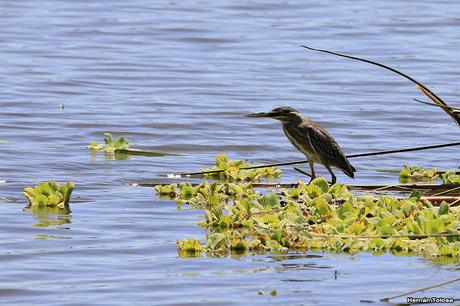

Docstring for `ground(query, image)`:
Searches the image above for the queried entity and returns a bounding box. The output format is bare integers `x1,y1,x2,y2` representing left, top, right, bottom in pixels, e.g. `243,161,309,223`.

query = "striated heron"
247,107,356,184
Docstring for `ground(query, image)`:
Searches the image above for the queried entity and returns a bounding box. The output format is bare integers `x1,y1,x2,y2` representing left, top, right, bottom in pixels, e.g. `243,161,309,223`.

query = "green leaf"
218,215,232,229
304,184,323,198
441,170,460,184
329,184,350,199
23,181,74,210
424,219,445,234
439,202,449,216
177,238,203,252
311,177,329,193
258,193,279,207
400,164,438,182
261,214,280,227
154,184,177,196
368,238,385,250
206,233,227,250
438,245,458,257
230,237,247,251
377,224,394,235
337,201,355,220
409,190,421,201
312,197,334,218
104,133,113,144
215,153,229,169
346,222,366,235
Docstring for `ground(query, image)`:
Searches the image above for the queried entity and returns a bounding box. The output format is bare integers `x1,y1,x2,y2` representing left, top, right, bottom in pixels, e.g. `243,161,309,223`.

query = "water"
1,0,459,305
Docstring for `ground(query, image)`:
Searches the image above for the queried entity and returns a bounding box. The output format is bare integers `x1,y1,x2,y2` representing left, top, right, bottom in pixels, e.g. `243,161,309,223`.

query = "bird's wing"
302,45,460,127
306,125,352,171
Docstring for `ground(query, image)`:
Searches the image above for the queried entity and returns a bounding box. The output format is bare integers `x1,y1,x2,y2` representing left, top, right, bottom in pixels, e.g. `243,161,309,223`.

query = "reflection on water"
25,207,72,227
276,262,332,271
90,151,131,161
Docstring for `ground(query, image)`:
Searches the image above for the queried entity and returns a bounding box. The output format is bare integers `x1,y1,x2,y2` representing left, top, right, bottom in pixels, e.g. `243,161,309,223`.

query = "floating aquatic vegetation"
23,181,74,213
156,177,460,261
88,133,130,153
88,133,180,157
399,164,438,183
441,170,460,184
177,238,203,258
201,154,281,182
154,181,258,209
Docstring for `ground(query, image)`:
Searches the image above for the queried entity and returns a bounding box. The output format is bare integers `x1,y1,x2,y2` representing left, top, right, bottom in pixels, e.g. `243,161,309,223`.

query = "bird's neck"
282,115,304,126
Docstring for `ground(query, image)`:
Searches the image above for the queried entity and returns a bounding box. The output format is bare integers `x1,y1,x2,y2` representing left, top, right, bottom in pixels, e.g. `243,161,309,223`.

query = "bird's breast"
282,124,321,162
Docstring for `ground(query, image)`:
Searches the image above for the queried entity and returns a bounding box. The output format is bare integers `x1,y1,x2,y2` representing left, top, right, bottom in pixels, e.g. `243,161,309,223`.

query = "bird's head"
246,106,301,123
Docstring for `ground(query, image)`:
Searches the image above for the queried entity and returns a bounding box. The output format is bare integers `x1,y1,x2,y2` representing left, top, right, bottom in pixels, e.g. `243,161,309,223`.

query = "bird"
247,106,356,184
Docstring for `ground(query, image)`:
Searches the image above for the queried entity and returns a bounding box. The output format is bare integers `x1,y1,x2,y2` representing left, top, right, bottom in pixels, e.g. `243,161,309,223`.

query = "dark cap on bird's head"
246,107,301,122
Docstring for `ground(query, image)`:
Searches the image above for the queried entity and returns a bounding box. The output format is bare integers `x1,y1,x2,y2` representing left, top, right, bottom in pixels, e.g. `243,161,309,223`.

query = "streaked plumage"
247,106,356,183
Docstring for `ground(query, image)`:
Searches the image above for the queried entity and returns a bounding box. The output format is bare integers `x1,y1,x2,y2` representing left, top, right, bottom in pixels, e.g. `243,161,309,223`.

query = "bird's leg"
308,160,316,183
324,163,336,184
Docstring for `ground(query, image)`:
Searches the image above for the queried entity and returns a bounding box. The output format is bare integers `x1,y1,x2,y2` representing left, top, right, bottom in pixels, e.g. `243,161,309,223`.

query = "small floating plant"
23,181,75,213
399,164,438,183
88,133,180,157
156,157,460,261
442,170,460,184
398,165,460,185
200,153,281,182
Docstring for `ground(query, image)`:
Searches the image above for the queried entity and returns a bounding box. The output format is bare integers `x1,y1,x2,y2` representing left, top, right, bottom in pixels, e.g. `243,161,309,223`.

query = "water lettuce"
23,181,74,209
88,133,180,157
161,178,460,261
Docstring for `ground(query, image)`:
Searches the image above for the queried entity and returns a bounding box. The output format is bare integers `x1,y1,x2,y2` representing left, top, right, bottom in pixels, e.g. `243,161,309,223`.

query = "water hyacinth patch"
154,181,259,209
399,164,438,183
23,181,75,212
201,154,281,182
177,238,203,257
160,178,460,261
88,133,130,153
441,170,460,184
88,133,180,157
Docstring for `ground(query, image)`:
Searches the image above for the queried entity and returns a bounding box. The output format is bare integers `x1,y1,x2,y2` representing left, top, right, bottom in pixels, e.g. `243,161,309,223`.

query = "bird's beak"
246,111,271,118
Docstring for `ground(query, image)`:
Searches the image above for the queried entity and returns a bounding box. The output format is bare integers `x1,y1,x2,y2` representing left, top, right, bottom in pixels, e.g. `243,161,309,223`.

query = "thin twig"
376,168,460,174
380,276,460,302
138,182,460,191
450,198,460,206
301,45,460,127
413,98,460,111
422,196,460,204
293,167,311,177
309,233,460,239
431,185,460,197
172,141,460,177
369,184,399,192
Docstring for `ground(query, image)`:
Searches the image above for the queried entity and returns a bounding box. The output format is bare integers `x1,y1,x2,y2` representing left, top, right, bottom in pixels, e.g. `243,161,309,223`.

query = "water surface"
1,0,459,305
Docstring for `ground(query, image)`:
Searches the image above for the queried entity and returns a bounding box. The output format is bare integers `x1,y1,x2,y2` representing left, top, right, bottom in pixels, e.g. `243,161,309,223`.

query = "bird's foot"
330,175,337,185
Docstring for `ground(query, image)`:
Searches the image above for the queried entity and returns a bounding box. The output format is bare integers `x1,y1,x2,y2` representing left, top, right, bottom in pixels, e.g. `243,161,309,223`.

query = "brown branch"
309,233,460,239
301,45,460,127
380,276,460,302
172,141,460,177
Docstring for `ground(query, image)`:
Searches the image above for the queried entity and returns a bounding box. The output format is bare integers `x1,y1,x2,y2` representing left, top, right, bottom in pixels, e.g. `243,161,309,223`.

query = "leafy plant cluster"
87,133,130,153
441,170,460,184
156,178,460,260
23,181,75,212
399,164,438,182
88,133,180,157
201,154,281,182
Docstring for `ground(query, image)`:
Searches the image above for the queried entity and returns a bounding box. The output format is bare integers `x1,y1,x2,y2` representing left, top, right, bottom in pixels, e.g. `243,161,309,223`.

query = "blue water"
0,0,459,305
